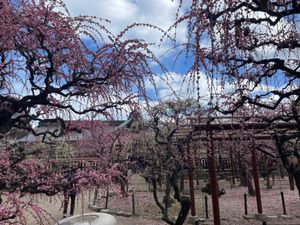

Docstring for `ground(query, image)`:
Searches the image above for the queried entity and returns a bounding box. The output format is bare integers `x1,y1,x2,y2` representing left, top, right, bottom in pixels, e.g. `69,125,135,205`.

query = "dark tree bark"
238,159,247,187
275,133,300,195
246,174,256,196
180,174,185,192
293,170,300,195
169,173,191,225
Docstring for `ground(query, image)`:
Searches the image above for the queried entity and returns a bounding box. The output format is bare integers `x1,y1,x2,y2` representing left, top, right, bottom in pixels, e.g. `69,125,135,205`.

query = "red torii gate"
178,120,298,225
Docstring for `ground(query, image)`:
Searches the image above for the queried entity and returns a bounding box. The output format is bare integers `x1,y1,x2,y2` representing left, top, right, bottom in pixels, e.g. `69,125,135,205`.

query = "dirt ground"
23,192,165,225
15,176,300,225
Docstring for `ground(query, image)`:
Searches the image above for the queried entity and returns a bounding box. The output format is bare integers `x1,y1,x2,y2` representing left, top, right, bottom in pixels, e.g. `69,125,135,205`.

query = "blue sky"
61,0,207,101
60,0,300,116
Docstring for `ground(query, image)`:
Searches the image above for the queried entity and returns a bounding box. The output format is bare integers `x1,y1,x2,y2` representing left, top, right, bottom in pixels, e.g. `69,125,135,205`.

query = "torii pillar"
206,128,221,225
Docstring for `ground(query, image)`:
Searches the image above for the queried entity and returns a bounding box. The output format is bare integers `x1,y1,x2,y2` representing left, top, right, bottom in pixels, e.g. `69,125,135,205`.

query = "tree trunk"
170,173,191,225
279,163,285,178
238,163,247,186
292,170,300,196
266,174,272,189
151,178,174,225
174,196,191,225
247,174,256,196
275,134,300,195
180,175,184,192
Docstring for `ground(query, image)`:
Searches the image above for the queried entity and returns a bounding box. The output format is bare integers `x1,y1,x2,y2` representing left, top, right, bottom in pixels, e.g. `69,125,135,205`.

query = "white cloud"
62,0,187,56
145,69,290,107
63,0,138,29
145,71,233,103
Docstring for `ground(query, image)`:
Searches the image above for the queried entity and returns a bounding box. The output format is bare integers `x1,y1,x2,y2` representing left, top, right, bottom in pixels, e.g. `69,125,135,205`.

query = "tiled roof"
17,119,130,143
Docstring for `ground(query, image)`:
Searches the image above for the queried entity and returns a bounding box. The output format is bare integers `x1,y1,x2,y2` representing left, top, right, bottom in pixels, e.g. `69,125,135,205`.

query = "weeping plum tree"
172,0,300,110
0,120,137,224
170,0,300,193
130,98,199,225
0,140,126,224
76,119,134,195
0,0,159,223
0,0,157,135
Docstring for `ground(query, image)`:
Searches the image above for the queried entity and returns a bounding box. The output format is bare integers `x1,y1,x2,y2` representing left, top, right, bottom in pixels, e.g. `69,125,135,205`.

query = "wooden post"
187,143,196,216
104,188,109,209
93,188,99,205
205,195,209,219
244,193,248,215
188,169,196,216
281,191,287,215
207,128,221,225
132,187,136,215
229,149,236,186
251,144,263,214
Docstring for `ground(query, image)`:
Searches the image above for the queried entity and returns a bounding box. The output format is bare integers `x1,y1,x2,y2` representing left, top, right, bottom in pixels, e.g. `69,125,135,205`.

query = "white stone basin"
56,213,117,225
